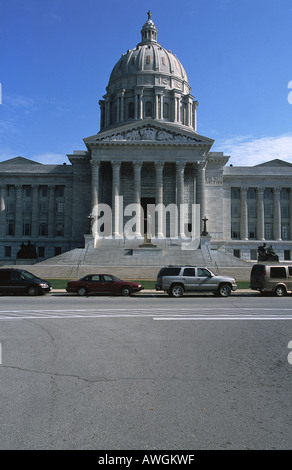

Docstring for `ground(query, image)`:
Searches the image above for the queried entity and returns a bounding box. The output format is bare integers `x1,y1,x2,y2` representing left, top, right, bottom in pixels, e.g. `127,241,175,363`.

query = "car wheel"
275,285,286,297
218,284,231,297
27,286,39,296
77,287,88,296
121,286,132,296
169,285,184,297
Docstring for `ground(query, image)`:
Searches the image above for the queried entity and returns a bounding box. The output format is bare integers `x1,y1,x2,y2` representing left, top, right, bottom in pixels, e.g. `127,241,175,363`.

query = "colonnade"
91,159,206,238
238,186,291,241
100,89,198,131
0,184,70,239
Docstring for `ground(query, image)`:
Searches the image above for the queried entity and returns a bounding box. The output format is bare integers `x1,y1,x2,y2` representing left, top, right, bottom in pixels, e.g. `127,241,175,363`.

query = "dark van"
0,269,52,296
250,264,292,296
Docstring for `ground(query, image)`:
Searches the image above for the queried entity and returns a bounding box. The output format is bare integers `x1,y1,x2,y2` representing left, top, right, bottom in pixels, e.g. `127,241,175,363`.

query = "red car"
66,274,143,297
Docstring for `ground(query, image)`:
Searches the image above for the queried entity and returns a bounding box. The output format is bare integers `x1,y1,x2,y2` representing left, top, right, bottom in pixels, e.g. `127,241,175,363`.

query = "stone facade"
1,13,292,264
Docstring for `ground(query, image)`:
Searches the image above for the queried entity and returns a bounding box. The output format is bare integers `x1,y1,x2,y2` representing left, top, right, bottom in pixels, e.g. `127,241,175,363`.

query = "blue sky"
1,0,292,166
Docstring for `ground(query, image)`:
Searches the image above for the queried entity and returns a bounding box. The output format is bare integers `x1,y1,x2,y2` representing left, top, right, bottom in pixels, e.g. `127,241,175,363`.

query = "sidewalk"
51,288,257,295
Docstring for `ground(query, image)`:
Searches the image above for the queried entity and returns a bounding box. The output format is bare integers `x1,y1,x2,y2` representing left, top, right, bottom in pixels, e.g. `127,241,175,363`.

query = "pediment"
0,156,41,165
84,120,214,147
254,158,292,168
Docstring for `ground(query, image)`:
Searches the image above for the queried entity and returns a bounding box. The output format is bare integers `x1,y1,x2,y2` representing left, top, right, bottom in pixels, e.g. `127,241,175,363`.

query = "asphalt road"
0,290,292,451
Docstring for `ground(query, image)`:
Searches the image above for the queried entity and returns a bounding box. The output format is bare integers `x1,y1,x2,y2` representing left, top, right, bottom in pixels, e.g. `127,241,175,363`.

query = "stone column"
240,187,248,240
64,185,72,238
31,185,39,238
91,160,100,221
273,187,282,240
15,185,23,238
133,160,142,237
176,161,186,237
290,189,292,240
196,161,206,234
139,90,144,119
155,161,164,237
0,185,6,238
111,161,121,237
193,101,199,132
160,94,164,120
48,185,55,238
155,94,159,120
256,187,265,240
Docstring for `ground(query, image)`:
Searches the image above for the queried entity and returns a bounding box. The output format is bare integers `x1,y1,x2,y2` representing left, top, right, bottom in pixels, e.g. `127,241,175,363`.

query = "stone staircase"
14,236,252,280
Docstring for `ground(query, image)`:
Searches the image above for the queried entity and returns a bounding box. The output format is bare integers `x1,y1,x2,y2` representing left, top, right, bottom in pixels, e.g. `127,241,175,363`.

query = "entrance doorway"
141,197,155,236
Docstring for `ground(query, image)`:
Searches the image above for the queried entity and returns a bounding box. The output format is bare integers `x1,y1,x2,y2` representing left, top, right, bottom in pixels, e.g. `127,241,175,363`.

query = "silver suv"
155,266,237,297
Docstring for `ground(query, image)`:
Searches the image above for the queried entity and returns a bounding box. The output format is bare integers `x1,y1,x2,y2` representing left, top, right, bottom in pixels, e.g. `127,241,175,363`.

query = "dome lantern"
139,10,158,44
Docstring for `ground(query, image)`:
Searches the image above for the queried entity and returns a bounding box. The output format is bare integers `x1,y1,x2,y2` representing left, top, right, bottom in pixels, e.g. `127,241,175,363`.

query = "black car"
0,268,52,296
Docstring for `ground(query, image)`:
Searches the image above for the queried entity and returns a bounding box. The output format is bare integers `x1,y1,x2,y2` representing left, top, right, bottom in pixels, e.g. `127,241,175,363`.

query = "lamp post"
201,215,208,236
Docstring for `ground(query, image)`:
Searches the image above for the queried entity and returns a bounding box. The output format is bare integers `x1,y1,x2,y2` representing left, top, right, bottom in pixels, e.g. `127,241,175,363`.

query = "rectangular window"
40,201,48,213
284,250,291,261
7,220,15,236
282,224,290,241
38,246,45,258
231,221,240,239
4,246,11,257
57,202,64,213
231,188,240,217
233,249,240,258
23,222,31,237
250,249,257,260
264,189,273,218
265,222,273,240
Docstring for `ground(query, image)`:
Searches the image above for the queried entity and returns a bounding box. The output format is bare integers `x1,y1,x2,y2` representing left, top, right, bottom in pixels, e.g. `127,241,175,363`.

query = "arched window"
145,101,152,117
56,224,64,237
39,223,48,237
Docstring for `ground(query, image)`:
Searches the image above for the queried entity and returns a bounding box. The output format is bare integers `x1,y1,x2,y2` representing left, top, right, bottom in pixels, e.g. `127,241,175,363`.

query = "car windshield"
111,275,121,282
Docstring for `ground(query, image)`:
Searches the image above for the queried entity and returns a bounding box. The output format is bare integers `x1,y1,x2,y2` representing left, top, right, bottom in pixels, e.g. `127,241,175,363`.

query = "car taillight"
263,270,266,276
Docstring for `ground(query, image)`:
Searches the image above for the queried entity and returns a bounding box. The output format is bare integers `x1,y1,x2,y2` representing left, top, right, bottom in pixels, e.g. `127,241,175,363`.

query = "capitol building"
1,13,292,269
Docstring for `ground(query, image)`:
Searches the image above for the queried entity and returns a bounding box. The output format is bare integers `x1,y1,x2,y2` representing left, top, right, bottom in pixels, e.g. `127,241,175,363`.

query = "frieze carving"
205,176,223,185
99,126,202,143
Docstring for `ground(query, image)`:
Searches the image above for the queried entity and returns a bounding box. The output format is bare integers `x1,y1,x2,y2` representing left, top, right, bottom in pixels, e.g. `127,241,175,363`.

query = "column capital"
196,160,207,170
257,186,265,193
133,160,143,169
111,160,121,169
274,187,282,193
154,160,164,169
91,160,100,168
176,160,186,169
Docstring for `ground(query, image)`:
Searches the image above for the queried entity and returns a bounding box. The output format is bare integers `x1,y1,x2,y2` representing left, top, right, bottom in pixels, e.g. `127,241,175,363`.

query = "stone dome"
99,12,198,132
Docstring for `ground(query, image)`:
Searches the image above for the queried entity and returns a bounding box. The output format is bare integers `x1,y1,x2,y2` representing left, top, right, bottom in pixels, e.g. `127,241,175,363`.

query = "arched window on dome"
145,101,153,117
128,102,134,119
163,102,169,119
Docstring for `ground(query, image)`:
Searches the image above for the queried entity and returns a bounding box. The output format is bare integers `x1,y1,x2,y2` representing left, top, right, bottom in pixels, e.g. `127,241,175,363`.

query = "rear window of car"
160,267,181,276
251,265,265,276
270,267,287,278
288,267,292,276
